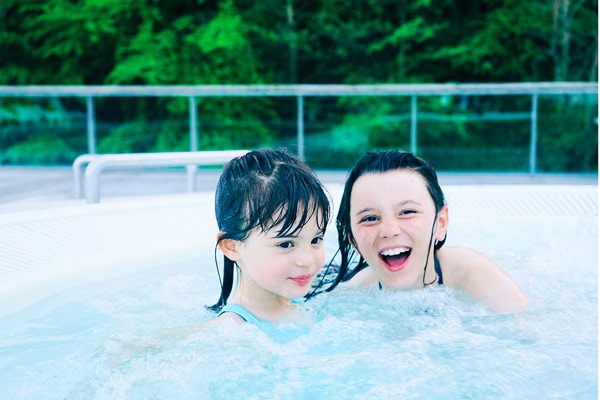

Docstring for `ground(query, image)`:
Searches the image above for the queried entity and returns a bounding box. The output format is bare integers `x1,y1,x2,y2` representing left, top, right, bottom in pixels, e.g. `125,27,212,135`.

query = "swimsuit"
434,254,444,285
217,303,273,332
217,302,312,341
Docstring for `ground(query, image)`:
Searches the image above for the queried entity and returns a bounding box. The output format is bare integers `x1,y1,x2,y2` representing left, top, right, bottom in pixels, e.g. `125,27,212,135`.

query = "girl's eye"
360,215,379,223
277,241,294,249
311,236,324,245
400,210,417,216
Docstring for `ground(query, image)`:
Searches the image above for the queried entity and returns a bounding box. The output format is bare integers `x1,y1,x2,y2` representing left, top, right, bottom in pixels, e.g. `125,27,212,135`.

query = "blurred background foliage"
0,0,597,171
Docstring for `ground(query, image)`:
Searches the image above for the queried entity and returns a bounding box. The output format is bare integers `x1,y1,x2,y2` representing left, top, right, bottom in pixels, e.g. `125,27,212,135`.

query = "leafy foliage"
0,0,597,170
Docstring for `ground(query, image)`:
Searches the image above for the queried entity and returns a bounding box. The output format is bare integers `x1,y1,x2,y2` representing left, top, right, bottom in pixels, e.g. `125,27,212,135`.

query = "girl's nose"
379,219,401,238
296,246,320,267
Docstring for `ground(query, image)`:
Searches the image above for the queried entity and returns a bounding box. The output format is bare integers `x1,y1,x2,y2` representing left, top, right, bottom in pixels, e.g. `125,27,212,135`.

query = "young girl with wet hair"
207,148,331,331
319,150,528,314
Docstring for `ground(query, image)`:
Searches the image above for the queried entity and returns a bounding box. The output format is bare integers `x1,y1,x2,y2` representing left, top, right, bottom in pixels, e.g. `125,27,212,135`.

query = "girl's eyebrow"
355,207,375,217
354,200,422,217
270,227,326,239
270,233,297,239
269,230,301,239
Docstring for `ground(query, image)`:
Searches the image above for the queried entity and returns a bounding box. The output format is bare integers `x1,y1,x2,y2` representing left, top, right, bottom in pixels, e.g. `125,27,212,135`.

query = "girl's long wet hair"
207,148,331,312
316,150,446,295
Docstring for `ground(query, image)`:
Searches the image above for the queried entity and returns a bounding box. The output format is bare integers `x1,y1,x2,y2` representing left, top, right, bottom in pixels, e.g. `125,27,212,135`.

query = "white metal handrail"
0,83,597,97
73,153,99,198
2,83,597,173
80,150,248,203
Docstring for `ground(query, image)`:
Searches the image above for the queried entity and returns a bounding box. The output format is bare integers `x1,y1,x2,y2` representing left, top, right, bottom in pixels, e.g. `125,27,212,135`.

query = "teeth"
380,247,409,256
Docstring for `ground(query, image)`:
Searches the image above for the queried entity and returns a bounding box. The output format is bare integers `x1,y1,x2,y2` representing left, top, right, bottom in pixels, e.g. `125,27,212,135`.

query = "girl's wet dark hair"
207,148,331,312
321,150,446,294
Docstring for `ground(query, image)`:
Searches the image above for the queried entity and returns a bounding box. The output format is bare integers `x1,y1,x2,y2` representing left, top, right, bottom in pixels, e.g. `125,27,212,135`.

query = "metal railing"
1,83,597,174
75,150,248,203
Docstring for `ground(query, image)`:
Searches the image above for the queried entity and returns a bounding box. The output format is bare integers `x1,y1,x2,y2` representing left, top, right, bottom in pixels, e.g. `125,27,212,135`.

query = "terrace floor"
0,165,596,214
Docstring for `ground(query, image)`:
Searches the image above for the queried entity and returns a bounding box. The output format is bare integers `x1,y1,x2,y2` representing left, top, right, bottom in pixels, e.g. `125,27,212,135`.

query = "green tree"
0,0,596,169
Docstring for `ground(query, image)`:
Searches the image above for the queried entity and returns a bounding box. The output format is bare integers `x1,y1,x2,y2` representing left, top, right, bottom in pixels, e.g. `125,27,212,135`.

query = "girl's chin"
377,271,419,290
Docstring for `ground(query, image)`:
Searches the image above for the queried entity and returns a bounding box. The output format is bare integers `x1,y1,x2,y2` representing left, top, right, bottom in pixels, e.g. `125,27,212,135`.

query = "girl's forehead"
350,169,433,208
353,169,428,192
253,213,323,239
258,202,325,235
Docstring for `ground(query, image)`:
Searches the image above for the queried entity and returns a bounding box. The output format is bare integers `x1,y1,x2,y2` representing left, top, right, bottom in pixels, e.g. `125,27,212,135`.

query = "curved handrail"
72,154,99,198
81,150,248,203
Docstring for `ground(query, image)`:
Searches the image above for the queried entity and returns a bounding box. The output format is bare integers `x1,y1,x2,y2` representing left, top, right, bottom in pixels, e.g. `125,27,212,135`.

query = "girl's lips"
289,274,313,286
379,247,411,272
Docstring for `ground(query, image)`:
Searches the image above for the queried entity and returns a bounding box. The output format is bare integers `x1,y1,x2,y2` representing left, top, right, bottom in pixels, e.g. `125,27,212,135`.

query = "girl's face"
224,209,326,303
349,169,447,290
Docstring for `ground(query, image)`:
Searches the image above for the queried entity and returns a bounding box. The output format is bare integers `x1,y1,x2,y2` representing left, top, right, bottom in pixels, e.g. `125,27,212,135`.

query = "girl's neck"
230,290,297,322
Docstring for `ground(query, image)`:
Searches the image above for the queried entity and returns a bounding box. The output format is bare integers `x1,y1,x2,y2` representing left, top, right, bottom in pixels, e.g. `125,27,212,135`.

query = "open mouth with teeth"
379,247,411,272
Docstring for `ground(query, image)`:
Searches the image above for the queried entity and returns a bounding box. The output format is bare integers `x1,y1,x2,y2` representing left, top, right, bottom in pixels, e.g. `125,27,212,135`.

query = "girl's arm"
440,246,529,314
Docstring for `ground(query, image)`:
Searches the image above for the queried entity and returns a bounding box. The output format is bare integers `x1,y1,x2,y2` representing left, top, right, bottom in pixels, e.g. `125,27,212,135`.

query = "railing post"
188,96,199,189
189,96,198,151
297,95,304,158
410,95,418,155
529,93,538,175
86,96,96,154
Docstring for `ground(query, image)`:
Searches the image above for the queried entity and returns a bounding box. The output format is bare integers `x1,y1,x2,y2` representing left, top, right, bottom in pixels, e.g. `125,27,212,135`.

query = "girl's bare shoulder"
437,246,501,284
438,246,529,313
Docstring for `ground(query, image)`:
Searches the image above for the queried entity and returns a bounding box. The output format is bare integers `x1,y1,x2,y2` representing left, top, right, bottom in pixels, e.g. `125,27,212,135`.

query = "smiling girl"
322,150,528,314
207,148,331,331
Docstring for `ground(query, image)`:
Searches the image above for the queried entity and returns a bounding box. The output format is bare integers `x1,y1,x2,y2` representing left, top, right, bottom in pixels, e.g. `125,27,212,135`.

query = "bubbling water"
0,213,596,400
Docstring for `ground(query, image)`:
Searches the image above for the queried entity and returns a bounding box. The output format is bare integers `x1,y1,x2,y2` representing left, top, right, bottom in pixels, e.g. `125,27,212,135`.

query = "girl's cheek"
317,252,325,265
402,219,425,233
354,226,375,242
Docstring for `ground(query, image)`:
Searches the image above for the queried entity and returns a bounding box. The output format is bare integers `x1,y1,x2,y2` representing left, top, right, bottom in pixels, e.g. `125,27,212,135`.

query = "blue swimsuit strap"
434,253,443,285
217,303,269,329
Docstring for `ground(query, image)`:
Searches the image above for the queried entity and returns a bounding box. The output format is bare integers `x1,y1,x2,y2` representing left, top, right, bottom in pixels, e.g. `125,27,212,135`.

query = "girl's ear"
217,232,241,262
435,205,449,242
